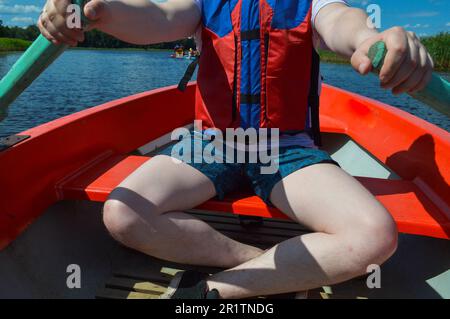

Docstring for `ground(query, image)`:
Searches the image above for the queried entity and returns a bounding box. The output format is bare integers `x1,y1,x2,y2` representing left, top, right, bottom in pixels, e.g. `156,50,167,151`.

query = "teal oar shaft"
0,36,67,108
368,41,450,116
0,0,88,120
410,74,450,116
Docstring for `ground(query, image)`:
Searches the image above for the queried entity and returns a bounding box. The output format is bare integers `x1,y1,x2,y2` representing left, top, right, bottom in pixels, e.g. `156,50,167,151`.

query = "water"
0,49,449,138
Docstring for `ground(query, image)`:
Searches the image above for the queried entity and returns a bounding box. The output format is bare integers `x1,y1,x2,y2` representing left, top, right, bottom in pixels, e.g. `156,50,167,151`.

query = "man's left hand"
351,27,434,95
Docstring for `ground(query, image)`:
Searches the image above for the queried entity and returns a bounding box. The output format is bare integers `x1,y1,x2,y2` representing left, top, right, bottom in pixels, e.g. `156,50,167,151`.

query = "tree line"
1,20,447,71
0,20,196,50
0,21,40,42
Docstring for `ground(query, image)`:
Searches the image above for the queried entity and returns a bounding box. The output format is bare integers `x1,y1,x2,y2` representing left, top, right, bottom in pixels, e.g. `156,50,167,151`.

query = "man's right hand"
38,0,110,46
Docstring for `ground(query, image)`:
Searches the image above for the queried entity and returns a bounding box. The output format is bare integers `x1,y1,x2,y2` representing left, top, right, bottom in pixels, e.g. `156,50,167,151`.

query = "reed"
0,37,31,52
421,32,449,72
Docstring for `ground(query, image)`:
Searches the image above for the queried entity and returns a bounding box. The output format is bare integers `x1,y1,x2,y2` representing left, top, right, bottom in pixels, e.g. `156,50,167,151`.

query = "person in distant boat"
39,0,434,299
173,44,184,58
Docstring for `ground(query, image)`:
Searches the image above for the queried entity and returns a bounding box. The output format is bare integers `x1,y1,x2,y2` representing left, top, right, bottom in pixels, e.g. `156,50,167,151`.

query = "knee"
345,208,398,274
363,212,398,262
103,199,141,244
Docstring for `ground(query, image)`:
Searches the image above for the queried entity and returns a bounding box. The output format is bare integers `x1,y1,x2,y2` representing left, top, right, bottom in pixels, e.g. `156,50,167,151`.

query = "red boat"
0,83,449,298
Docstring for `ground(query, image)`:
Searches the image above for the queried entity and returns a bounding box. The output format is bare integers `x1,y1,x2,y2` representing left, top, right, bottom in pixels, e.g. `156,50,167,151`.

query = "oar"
0,0,89,122
368,41,450,116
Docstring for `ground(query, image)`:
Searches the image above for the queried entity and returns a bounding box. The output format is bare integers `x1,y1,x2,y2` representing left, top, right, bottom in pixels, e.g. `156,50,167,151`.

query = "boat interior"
0,84,449,298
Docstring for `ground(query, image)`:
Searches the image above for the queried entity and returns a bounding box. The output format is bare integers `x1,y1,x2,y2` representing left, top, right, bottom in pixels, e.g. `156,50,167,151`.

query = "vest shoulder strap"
178,57,199,92
308,49,322,146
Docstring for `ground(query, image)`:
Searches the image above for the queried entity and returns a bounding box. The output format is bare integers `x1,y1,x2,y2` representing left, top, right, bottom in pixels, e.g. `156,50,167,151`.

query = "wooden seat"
57,155,450,240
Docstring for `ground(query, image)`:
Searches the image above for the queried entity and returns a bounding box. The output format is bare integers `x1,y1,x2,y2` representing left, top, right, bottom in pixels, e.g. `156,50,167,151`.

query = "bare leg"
103,155,263,268
207,164,398,298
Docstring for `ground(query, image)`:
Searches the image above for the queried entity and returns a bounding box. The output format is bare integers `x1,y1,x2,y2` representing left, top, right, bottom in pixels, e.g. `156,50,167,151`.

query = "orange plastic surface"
59,155,450,240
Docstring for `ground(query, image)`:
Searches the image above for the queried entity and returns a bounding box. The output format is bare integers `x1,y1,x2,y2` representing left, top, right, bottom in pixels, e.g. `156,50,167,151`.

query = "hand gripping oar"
368,41,450,117
0,0,89,121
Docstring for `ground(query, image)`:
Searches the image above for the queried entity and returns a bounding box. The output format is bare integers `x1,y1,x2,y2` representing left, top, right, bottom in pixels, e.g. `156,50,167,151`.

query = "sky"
0,0,449,37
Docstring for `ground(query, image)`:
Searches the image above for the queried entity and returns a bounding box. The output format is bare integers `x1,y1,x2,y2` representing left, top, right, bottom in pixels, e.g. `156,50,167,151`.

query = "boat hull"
0,83,449,250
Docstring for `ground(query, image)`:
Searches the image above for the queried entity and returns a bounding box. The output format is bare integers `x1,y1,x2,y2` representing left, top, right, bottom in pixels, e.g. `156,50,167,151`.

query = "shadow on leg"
102,155,263,268
207,164,398,298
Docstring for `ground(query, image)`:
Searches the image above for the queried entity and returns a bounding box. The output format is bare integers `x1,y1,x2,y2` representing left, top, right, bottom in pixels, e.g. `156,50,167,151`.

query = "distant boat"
169,54,185,59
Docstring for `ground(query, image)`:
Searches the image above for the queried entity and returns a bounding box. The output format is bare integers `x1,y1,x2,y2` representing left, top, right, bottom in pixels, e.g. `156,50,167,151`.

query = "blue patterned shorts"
160,132,338,205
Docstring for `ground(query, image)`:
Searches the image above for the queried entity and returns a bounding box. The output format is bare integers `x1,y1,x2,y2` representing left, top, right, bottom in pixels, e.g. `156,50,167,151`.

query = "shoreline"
1,43,449,73
0,38,31,53
70,47,172,52
0,46,171,53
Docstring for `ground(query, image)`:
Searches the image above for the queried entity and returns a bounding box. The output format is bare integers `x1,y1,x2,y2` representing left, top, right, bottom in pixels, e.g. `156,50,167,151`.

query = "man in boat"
39,0,434,298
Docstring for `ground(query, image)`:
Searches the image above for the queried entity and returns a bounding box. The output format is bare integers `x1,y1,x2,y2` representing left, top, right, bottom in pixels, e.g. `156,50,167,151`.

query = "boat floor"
0,200,449,299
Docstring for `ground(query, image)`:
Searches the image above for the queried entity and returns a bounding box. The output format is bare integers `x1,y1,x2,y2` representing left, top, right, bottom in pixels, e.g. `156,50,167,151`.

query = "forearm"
315,4,378,57
96,0,200,45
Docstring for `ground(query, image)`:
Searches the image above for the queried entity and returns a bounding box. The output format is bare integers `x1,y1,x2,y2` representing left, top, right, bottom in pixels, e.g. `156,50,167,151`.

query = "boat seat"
58,155,450,240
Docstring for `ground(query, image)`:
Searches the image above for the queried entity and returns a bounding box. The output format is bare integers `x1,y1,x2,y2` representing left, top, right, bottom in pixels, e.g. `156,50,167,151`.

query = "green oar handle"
368,41,450,117
0,0,89,121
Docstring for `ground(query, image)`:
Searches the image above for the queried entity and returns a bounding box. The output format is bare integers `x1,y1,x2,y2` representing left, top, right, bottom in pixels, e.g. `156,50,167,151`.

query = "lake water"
0,49,449,138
